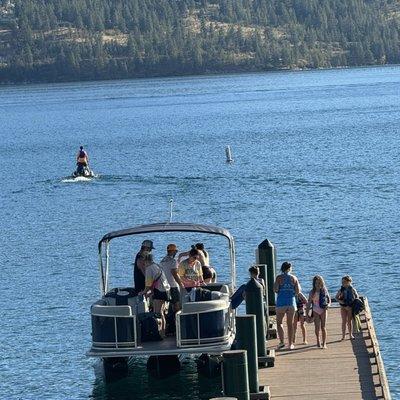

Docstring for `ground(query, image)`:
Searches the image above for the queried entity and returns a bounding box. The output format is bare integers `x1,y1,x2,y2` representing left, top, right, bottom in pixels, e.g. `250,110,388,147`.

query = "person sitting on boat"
133,240,154,292
177,248,205,289
160,243,184,312
76,146,89,174
179,243,216,284
139,253,170,338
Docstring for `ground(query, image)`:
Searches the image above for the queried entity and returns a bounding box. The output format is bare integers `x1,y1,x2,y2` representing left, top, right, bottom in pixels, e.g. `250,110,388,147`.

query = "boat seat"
91,304,133,317
181,299,229,314
97,296,147,313
211,292,229,301
220,285,229,295
104,297,116,306
202,283,231,295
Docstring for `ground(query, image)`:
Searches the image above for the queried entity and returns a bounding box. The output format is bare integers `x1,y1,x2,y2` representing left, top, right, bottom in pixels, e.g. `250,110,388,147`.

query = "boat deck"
261,301,391,399
88,336,233,357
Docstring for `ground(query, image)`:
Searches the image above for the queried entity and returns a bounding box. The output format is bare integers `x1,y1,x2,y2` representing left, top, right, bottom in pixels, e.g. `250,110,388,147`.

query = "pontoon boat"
87,222,237,374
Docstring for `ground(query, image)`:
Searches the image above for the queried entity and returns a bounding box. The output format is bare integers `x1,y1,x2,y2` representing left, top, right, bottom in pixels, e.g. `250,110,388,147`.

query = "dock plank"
259,304,388,400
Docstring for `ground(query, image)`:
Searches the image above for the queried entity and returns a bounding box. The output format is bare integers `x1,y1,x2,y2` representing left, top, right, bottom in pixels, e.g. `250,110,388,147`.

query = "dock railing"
363,297,391,400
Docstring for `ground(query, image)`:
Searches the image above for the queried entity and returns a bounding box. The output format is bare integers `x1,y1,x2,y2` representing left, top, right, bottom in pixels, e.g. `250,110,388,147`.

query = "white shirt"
145,263,170,292
160,255,179,288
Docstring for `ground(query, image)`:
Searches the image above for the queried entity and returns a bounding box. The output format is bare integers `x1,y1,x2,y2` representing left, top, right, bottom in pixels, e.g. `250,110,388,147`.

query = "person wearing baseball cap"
141,239,155,250
160,243,184,314
133,239,155,292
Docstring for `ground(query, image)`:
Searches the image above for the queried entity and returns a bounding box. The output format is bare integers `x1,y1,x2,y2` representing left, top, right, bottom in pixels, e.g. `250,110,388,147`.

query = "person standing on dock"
274,262,301,350
293,292,308,345
306,275,331,349
335,275,359,340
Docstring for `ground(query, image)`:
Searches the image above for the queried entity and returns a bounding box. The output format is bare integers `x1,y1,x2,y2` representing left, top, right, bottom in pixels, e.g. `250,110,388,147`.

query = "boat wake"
62,175,98,183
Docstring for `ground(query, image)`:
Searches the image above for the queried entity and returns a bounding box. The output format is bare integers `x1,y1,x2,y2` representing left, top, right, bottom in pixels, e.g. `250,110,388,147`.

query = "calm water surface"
1,66,400,399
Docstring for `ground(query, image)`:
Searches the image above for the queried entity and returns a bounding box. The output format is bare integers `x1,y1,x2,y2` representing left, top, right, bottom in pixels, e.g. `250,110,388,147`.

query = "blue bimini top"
276,273,297,308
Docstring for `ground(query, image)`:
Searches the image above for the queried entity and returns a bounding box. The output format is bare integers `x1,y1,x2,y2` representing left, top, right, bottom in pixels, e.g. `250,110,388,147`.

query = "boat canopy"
98,222,234,250
97,222,236,295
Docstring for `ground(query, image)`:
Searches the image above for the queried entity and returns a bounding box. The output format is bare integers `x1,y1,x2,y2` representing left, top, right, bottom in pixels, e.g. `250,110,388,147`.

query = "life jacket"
319,288,330,309
341,286,356,306
77,150,87,164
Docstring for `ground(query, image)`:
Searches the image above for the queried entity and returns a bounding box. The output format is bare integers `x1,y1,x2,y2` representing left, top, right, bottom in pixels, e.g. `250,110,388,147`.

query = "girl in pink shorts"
306,275,331,348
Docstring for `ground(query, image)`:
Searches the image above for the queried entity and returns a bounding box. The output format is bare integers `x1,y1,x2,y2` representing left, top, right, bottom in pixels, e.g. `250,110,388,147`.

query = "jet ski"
73,164,94,178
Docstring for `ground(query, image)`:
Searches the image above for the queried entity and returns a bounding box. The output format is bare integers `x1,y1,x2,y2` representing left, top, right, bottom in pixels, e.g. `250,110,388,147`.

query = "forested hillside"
0,0,399,83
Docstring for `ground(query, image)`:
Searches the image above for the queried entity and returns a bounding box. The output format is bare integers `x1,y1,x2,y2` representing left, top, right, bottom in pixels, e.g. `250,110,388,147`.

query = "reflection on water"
91,357,222,400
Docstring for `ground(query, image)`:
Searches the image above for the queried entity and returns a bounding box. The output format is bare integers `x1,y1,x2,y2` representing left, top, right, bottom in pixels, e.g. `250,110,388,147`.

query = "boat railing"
91,304,138,350
176,303,233,348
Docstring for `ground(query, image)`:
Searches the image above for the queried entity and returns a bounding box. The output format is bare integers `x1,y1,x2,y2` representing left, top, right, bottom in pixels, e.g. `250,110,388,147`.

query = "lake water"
1,66,399,399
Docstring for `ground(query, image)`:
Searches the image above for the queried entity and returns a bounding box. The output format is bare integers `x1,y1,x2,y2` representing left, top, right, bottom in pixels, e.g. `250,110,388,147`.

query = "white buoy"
225,146,233,163
168,198,173,223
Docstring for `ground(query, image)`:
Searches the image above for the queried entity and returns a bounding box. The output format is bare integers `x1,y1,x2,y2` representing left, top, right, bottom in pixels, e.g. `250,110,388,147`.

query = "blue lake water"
1,66,399,399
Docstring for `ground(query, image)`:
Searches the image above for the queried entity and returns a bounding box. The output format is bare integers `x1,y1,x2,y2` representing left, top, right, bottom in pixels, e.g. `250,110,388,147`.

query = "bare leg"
293,312,299,343
153,300,166,336
276,309,286,346
287,307,296,348
321,310,328,348
300,316,307,343
346,307,354,339
314,313,321,347
340,307,347,340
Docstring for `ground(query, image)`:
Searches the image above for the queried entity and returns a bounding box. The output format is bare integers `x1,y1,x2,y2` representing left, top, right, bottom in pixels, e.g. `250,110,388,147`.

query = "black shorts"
170,287,180,304
153,288,170,301
296,308,304,317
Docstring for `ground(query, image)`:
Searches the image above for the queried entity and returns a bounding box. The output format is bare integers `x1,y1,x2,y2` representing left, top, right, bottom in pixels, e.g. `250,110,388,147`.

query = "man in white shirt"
160,243,184,312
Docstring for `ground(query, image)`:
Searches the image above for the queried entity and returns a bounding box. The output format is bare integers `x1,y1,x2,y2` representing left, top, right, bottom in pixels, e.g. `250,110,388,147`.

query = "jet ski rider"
76,146,89,174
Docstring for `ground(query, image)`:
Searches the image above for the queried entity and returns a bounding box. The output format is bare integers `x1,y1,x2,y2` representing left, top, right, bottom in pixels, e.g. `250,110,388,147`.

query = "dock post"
235,315,259,393
256,239,276,311
245,278,267,358
255,264,269,328
222,350,250,400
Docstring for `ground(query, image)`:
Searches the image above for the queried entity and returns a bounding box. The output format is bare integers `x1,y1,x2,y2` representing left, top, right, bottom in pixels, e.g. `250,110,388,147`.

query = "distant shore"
1,63,398,87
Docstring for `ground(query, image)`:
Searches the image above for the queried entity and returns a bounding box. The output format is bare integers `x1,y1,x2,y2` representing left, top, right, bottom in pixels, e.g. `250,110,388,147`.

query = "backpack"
352,298,365,316
319,289,330,309
138,312,162,342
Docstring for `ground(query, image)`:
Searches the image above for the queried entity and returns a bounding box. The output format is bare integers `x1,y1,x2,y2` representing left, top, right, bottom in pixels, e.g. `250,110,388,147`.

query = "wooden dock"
259,299,391,400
